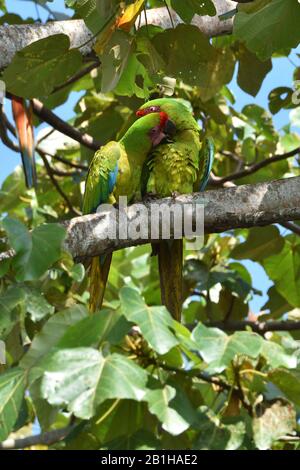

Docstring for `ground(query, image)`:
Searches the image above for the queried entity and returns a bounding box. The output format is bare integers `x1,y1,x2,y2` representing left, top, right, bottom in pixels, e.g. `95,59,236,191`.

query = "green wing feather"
82,141,121,313
82,141,121,214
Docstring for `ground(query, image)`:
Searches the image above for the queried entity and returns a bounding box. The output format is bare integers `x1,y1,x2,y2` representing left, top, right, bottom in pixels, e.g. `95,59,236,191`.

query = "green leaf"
261,341,297,369
41,350,148,419
103,429,160,450
237,46,272,96
0,287,25,338
0,368,26,441
231,226,284,261
170,0,216,23
3,218,66,281
145,384,195,436
253,399,296,449
234,0,300,60
101,30,132,93
261,286,292,319
3,34,82,98
268,369,300,406
263,236,300,307
268,87,294,115
57,309,131,348
20,304,87,372
25,287,55,322
73,0,119,35
152,25,234,100
192,324,262,373
119,287,179,355
194,408,245,450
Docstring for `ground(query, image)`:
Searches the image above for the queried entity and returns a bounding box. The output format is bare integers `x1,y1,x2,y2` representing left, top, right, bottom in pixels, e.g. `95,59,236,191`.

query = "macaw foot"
171,191,181,200
142,192,160,203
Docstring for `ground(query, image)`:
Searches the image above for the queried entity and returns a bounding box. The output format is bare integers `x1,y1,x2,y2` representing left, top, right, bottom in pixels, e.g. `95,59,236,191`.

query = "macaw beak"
136,109,145,117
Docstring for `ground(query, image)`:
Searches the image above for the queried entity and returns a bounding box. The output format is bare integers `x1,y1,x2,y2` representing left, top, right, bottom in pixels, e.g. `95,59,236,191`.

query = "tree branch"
0,1,238,71
31,99,101,151
63,176,300,259
212,147,300,185
38,149,81,216
280,221,300,236
204,320,300,333
0,425,74,450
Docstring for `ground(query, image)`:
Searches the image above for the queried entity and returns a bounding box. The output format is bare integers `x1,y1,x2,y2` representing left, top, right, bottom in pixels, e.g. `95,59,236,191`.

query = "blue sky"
1,0,299,313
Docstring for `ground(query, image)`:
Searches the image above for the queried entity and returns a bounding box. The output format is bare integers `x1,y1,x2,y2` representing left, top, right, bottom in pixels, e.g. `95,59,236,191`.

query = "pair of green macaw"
83,98,214,320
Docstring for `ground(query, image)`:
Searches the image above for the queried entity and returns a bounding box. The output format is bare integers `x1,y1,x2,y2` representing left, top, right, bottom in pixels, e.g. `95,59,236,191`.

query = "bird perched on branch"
136,98,214,321
82,110,174,312
11,96,36,188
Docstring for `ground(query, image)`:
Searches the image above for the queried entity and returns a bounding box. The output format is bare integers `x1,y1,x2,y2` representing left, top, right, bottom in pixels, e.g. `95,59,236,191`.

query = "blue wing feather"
199,138,214,192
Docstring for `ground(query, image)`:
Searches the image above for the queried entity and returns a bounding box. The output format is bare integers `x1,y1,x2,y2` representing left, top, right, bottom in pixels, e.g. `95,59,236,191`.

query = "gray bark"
0,1,237,70
63,176,300,260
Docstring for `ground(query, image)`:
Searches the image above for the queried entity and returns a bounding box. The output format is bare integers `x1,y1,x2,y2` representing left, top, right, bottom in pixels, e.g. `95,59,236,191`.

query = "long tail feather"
155,239,183,321
89,254,112,313
11,96,36,188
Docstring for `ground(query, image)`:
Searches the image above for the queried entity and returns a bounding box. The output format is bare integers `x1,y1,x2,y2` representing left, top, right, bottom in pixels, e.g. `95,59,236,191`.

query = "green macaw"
82,111,172,312
136,98,214,321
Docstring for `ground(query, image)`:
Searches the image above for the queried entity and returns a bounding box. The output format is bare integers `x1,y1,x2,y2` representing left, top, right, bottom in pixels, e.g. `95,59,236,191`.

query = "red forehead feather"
159,111,169,129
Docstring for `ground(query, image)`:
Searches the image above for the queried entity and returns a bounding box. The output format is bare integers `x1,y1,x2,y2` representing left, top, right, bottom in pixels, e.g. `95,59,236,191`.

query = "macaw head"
136,101,177,144
136,98,199,133
147,111,176,146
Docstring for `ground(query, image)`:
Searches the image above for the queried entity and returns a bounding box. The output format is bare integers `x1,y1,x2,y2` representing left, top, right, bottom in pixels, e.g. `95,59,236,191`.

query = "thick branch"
0,1,237,70
63,176,300,259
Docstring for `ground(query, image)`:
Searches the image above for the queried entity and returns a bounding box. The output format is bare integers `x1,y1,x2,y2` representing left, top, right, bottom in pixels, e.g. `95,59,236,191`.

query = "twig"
38,150,81,216
52,59,100,94
0,106,19,152
46,152,88,171
212,147,300,185
204,320,300,333
5,94,101,151
280,221,300,236
0,425,74,450
31,99,101,151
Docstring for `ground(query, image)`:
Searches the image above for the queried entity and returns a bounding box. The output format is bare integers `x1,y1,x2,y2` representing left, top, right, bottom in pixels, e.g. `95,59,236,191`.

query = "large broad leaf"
194,407,245,450
145,383,196,436
3,34,82,98
3,217,66,281
0,287,25,338
57,309,131,348
103,430,160,450
101,30,132,93
231,226,284,261
252,399,296,450
72,0,119,35
119,287,179,355
41,349,148,419
192,324,262,373
263,236,300,307
261,286,292,320
20,304,87,372
269,369,300,407
234,0,300,60
0,368,26,441
170,0,216,23
24,287,55,322
237,45,272,96
261,341,296,369
152,25,234,100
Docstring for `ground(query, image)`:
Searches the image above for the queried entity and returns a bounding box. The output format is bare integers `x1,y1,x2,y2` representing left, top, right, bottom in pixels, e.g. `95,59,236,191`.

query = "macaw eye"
149,106,159,112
